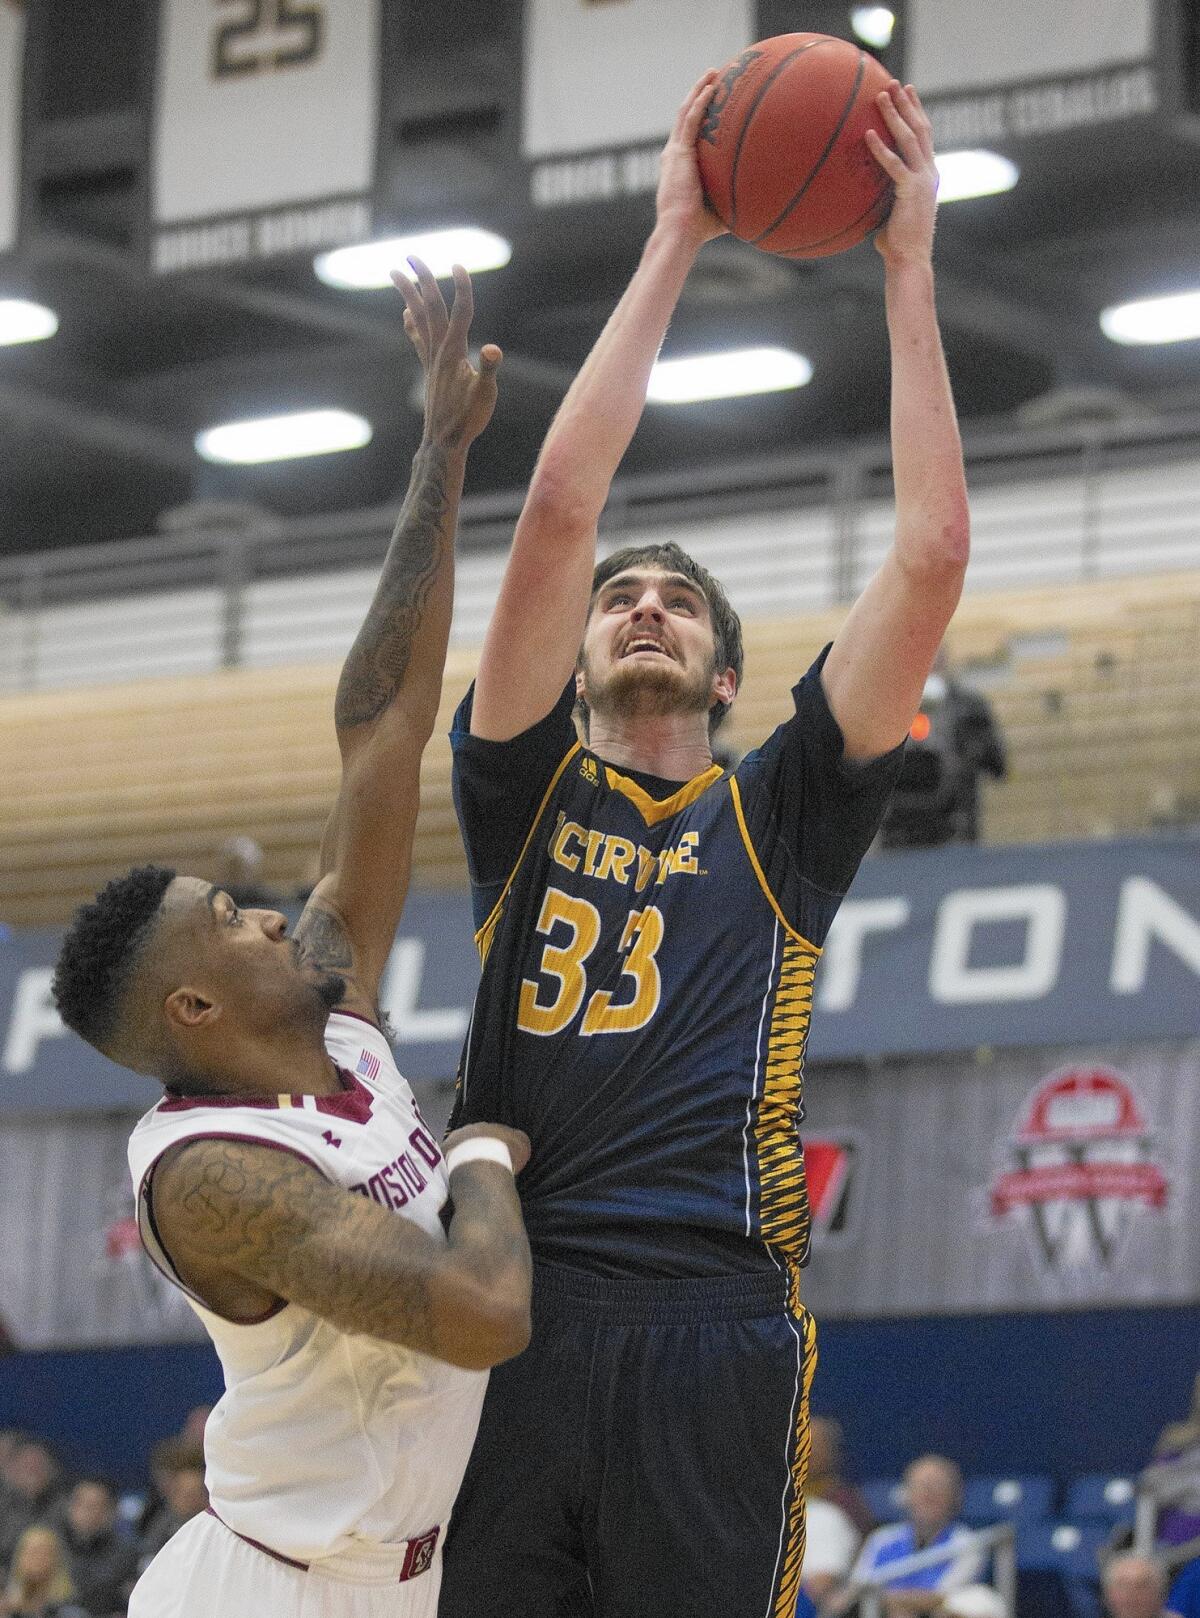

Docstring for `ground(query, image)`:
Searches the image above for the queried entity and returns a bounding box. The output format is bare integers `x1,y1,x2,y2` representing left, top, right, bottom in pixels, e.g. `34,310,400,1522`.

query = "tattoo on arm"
293,903,354,972
335,444,451,730
156,1140,438,1352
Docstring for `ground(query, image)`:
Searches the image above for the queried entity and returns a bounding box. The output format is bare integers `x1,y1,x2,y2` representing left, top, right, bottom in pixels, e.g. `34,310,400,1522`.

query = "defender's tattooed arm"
294,259,502,1019
151,1128,531,1371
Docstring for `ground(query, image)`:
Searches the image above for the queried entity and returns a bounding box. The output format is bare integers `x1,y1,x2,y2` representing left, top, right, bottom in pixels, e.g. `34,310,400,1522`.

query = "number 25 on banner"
211,0,325,80
518,889,665,1038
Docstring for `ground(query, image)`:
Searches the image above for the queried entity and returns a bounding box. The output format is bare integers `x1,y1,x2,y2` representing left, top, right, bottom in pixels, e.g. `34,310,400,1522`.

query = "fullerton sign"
2,839,1198,1112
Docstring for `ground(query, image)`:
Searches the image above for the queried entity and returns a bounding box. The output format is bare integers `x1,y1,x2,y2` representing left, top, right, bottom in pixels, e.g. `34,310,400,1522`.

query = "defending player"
439,75,969,1618
50,262,531,1618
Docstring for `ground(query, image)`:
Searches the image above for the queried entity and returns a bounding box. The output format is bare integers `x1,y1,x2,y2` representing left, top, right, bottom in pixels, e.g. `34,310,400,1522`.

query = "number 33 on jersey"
450,657,904,1279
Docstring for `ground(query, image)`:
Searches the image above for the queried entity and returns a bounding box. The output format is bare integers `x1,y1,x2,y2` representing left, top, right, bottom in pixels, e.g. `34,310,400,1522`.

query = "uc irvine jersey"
126,1011,488,1565
450,647,902,1278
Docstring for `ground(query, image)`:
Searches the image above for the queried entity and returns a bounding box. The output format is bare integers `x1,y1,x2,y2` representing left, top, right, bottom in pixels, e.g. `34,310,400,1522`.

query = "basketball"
697,33,897,258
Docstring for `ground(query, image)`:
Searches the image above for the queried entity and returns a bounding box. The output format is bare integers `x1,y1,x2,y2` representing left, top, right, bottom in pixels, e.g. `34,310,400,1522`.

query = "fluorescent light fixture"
850,6,895,48
314,228,512,290
1100,288,1200,346
196,409,372,465
935,149,1019,202
648,347,812,405
0,298,58,345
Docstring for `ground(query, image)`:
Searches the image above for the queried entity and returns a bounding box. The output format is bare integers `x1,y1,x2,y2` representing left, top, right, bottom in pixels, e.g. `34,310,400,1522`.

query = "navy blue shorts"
439,1263,817,1618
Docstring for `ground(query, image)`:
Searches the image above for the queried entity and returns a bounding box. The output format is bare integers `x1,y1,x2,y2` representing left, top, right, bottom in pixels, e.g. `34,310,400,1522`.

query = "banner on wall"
149,0,381,273
521,0,754,208
905,0,1163,147
0,0,23,256
3,1038,1194,1348
3,837,1200,1114
800,1039,1198,1318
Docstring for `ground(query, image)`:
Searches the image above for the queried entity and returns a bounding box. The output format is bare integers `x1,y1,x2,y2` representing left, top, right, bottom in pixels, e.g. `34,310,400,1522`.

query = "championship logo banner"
149,0,382,274
0,0,24,257
905,0,1162,147
522,0,754,209
987,1064,1170,1273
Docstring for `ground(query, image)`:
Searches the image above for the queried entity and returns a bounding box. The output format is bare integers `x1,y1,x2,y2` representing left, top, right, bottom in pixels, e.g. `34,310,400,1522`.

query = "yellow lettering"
581,906,665,1035
634,846,658,893
582,829,606,877
594,836,637,885
518,888,602,1036
673,832,699,875
551,818,586,873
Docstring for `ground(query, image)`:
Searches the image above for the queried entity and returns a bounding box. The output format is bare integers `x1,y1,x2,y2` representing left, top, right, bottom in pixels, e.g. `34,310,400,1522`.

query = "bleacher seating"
962,1474,1056,1529
1063,1474,1137,1532
1015,1523,1108,1618
2,571,1198,927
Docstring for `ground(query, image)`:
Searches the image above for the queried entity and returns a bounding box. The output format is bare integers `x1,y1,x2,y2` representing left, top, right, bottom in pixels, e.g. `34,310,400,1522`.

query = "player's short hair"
52,865,176,1053
587,542,744,734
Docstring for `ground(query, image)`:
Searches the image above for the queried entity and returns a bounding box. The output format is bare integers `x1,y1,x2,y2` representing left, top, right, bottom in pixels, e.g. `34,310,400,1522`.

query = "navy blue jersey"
449,646,902,1277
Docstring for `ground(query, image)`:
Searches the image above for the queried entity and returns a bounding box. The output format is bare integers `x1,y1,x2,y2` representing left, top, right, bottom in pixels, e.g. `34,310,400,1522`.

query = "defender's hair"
585,541,744,735
52,865,176,1052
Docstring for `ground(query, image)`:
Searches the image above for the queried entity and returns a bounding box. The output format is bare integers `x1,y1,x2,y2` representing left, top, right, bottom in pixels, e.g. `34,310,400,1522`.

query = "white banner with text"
150,0,380,272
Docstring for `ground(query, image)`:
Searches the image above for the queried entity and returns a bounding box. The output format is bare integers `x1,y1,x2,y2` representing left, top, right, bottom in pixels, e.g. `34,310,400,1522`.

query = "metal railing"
1134,1457,1200,1559
1,409,1200,693
850,1523,1017,1618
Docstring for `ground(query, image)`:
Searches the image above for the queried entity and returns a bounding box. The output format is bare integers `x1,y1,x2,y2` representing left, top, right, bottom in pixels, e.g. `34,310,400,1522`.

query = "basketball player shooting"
50,261,532,1618
438,74,969,1618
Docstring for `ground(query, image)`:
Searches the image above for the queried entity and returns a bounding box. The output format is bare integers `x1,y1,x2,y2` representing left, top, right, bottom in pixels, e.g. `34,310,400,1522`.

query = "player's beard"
581,648,714,726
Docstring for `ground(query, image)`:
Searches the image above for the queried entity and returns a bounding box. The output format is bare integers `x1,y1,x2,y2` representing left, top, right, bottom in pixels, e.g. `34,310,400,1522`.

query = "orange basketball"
697,33,896,258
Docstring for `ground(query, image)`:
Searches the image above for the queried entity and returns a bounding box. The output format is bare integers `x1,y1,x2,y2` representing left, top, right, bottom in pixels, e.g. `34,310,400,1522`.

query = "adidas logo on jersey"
579,756,599,785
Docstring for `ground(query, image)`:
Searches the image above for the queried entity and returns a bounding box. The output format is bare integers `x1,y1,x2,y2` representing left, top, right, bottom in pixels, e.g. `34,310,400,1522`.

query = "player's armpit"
151,1138,531,1371
290,889,385,1024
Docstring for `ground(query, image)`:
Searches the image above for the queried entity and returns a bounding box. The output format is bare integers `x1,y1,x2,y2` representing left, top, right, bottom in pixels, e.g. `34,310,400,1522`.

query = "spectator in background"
879,647,1006,850
1102,1554,1173,1618
0,1435,20,1527
135,1444,206,1574
1146,1373,1200,1549
0,1444,66,1573
45,1480,136,1617
0,1526,87,1618
852,1455,984,1615
942,1587,1007,1618
1167,1555,1200,1618
176,1409,210,1452
809,1416,877,1538
801,1495,862,1610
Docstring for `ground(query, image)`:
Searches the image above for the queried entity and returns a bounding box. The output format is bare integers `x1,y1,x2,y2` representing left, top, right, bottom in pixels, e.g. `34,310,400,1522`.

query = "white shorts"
129,1512,442,1618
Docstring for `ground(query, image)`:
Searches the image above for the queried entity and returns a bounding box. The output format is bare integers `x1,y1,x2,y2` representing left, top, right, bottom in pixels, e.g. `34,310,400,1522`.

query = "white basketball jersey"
126,1011,487,1566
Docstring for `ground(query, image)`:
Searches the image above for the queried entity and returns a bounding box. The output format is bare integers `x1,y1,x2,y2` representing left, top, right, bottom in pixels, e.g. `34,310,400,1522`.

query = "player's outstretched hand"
656,70,727,247
445,1122,532,1177
390,256,502,452
865,81,939,268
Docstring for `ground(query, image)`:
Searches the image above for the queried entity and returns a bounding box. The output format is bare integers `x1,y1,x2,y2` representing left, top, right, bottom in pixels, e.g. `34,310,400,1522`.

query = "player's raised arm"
150,1125,532,1372
294,260,502,1012
470,73,726,742
820,82,971,761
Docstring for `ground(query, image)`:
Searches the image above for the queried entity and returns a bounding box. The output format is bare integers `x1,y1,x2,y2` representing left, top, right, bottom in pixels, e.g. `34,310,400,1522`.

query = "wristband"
445,1137,514,1177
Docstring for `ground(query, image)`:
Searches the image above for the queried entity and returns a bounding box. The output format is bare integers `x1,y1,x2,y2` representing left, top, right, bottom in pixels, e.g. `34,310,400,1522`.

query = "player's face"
164,878,345,1036
579,568,723,723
